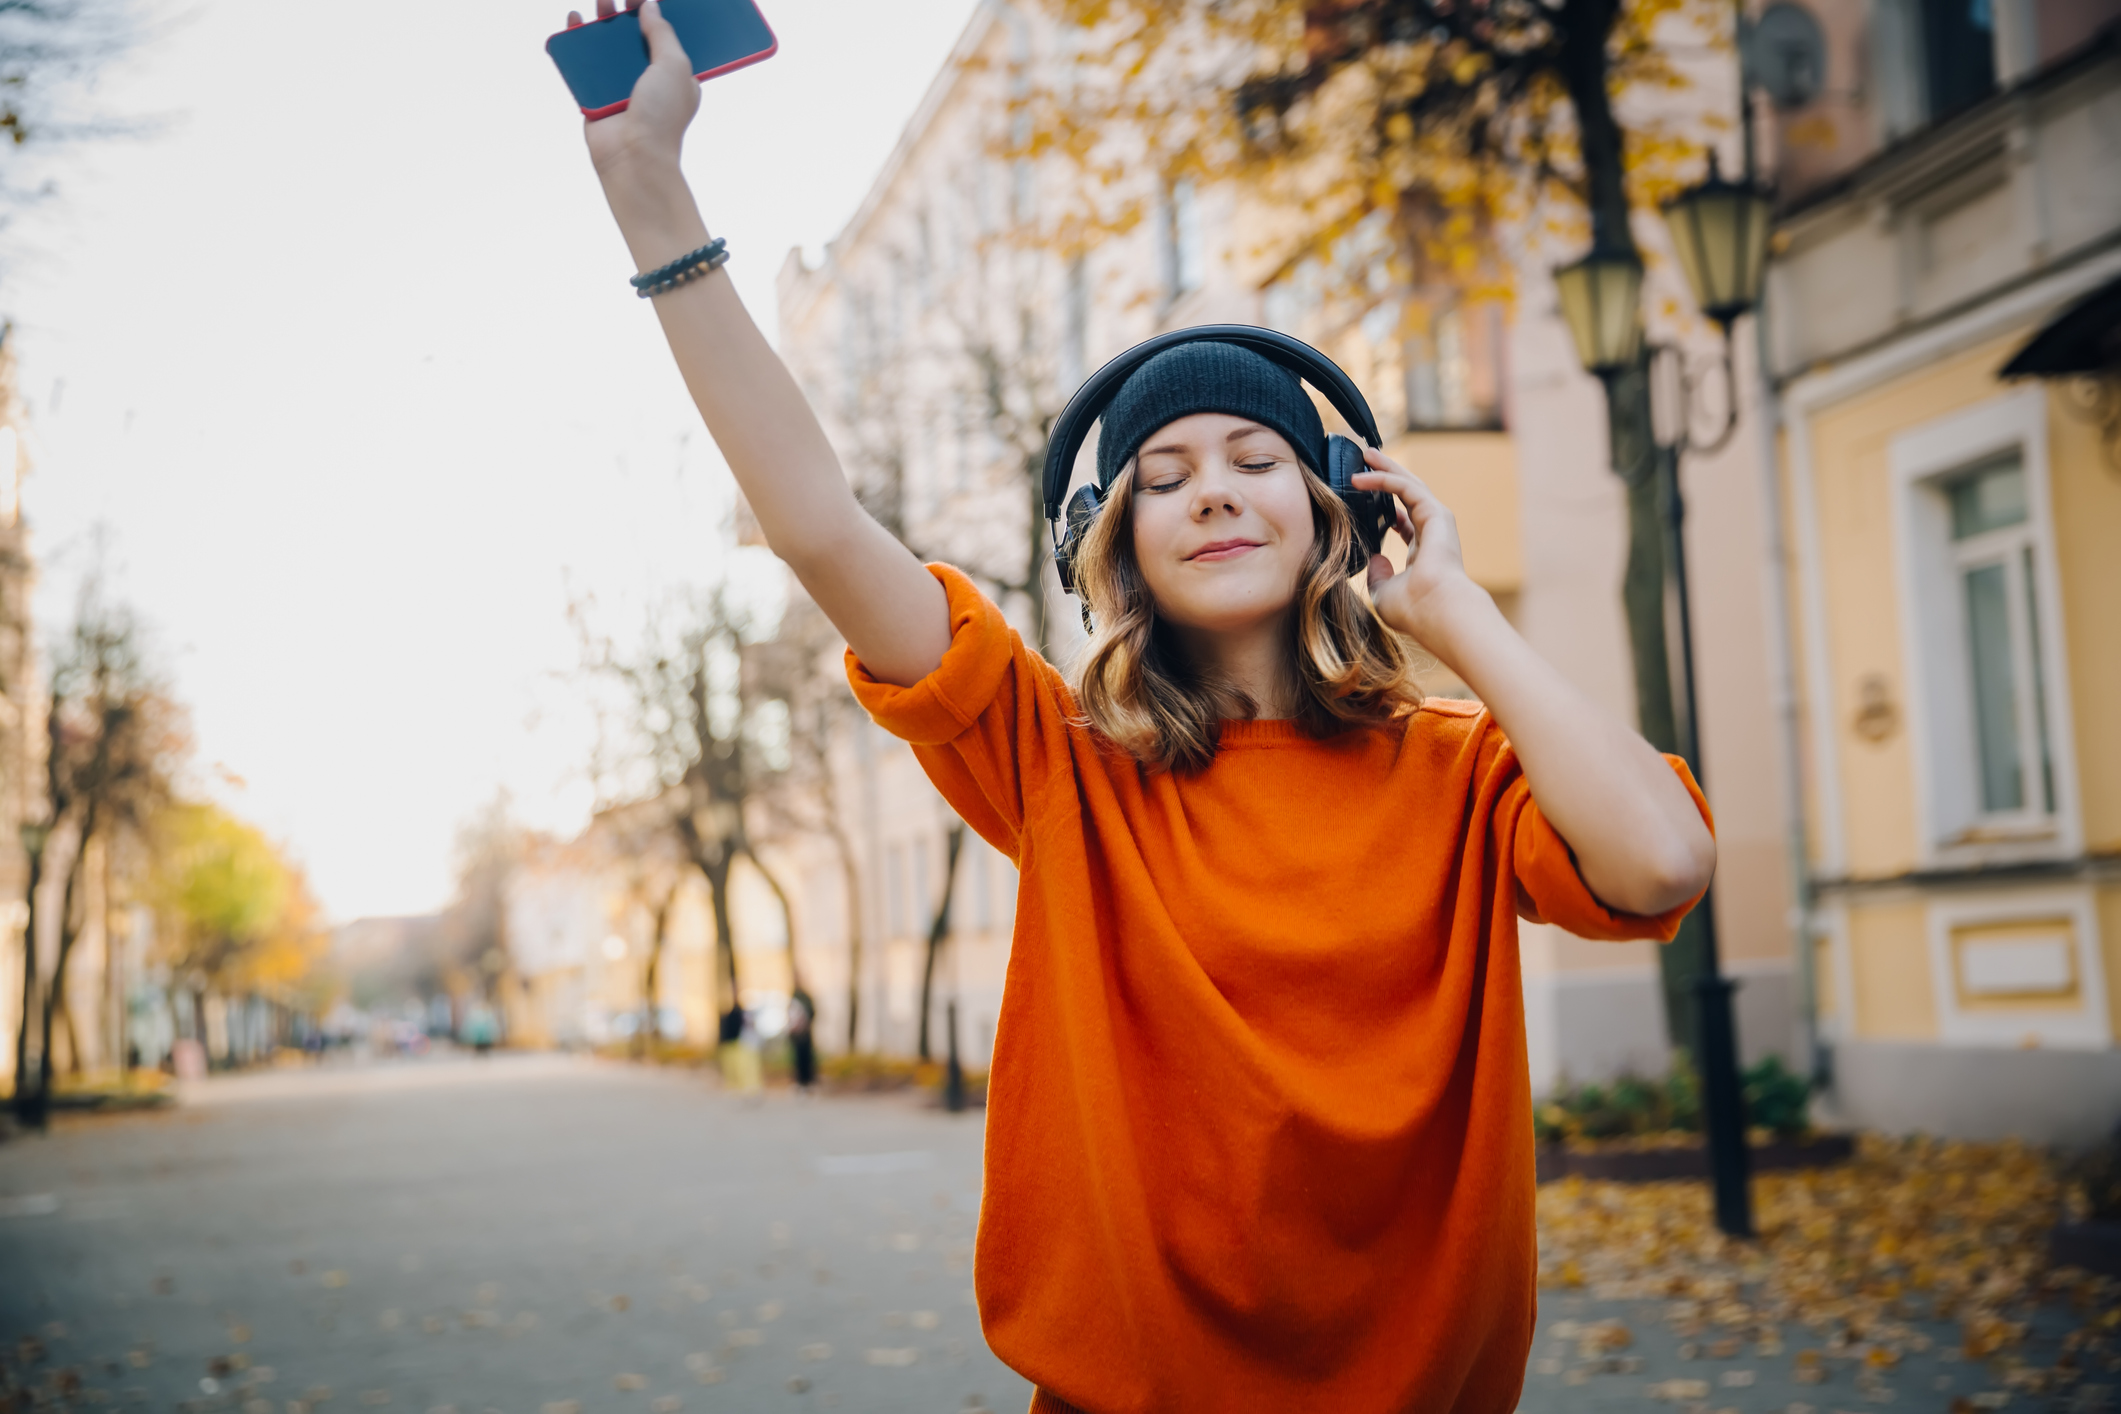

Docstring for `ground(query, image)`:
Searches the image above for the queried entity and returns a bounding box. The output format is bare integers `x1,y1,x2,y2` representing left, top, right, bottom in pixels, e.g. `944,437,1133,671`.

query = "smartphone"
545,0,777,120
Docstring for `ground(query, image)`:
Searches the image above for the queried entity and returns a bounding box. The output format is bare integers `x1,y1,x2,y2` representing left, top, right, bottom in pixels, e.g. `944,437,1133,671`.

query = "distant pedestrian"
787,987,817,1091
717,1003,760,1098
571,25,1716,1407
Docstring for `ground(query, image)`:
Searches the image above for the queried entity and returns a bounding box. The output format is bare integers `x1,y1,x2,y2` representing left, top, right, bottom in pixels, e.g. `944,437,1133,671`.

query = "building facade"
1767,4,2121,1140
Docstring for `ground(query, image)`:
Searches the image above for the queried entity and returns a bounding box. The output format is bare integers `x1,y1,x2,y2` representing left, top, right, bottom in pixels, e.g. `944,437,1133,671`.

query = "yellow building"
1768,11,2121,1139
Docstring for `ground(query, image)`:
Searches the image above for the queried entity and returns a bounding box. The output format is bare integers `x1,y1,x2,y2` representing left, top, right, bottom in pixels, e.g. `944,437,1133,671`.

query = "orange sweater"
848,566,1708,1413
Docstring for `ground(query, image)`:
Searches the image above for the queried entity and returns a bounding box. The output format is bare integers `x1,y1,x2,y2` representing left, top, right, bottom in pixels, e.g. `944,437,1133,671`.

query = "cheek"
1264,482,1318,564
1130,499,1184,587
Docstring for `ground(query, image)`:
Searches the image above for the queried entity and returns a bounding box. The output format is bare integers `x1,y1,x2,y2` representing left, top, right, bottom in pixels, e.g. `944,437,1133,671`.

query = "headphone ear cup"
1325,435,1394,574
1055,482,1104,595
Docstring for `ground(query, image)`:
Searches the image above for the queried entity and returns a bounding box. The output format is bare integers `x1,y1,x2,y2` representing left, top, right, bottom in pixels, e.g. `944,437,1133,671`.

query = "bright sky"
7,0,979,922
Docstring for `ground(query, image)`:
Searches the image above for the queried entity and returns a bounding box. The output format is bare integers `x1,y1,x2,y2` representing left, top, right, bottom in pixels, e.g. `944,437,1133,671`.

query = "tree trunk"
40,811,99,1103
1558,0,1634,253
915,823,966,1063
12,837,47,1124
702,853,738,1020
743,845,803,998
830,825,864,1054
638,880,677,1059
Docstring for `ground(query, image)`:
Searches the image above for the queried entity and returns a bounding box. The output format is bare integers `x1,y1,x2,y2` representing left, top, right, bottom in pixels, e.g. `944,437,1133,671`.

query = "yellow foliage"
148,801,330,1002
1014,0,1734,315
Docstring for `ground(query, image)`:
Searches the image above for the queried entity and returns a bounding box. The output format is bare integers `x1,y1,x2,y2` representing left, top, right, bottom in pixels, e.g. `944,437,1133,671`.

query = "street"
1,1056,1029,1413
5,1057,2107,1413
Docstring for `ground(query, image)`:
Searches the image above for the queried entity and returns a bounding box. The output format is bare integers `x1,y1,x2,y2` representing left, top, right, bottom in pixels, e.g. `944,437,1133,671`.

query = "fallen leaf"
612,1374,647,1391
1647,1378,1709,1400
322,1271,349,1290
865,1348,919,1367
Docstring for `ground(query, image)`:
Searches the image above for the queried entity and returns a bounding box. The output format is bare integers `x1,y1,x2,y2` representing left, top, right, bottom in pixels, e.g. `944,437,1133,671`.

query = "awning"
2001,273,2121,377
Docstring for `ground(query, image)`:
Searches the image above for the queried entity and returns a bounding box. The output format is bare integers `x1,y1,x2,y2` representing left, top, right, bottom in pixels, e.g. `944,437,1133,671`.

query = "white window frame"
1889,387,2081,869
1164,178,1204,300
1925,886,2108,1049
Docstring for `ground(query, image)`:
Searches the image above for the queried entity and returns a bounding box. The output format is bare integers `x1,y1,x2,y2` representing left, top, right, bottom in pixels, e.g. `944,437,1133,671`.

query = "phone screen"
545,0,776,115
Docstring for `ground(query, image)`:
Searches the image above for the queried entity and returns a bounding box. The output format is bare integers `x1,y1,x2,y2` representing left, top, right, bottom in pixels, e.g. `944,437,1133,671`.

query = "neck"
1171,612,1299,720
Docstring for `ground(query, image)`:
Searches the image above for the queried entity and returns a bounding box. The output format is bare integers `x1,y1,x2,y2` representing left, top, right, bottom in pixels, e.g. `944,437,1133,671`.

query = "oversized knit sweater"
847,565,1710,1413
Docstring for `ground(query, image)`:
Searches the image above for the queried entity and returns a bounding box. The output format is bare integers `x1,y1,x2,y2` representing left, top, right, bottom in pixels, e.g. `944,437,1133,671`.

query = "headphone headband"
1041,325,1384,523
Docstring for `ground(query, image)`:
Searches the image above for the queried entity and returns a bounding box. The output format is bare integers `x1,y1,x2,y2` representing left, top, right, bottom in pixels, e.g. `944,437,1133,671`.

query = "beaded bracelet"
631,237,729,299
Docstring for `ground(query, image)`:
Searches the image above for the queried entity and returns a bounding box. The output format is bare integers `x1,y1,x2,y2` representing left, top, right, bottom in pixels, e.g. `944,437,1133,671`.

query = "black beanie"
1094,341,1327,491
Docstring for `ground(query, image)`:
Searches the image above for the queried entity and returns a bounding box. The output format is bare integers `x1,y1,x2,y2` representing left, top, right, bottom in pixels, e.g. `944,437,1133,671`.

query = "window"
1946,457,2053,818
1891,389,2079,864
1922,0,1997,118
1261,209,1503,433
1878,0,1999,138
1062,256,1090,391
1403,301,1503,431
1164,179,1204,299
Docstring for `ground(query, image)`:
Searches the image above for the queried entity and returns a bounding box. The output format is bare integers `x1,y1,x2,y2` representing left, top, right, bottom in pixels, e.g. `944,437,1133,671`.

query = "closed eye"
1236,460,1278,472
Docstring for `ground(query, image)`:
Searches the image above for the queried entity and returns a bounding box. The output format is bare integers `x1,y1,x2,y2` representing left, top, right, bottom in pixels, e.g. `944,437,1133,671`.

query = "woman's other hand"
571,0,700,183
1353,447,1488,666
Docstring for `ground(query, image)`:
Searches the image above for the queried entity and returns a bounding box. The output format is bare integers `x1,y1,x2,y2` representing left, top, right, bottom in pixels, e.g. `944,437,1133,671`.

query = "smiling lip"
1186,538,1265,562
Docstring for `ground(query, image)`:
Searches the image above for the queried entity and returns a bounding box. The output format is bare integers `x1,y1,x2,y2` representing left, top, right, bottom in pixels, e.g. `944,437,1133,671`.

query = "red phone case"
555,4,778,120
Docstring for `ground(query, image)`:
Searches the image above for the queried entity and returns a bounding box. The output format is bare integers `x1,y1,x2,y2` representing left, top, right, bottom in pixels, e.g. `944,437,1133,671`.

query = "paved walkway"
2,1054,1028,1413
4,1056,2104,1412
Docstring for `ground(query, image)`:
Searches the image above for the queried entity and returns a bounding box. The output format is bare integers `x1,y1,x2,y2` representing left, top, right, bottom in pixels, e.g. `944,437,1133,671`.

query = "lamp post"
1554,154,1773,1240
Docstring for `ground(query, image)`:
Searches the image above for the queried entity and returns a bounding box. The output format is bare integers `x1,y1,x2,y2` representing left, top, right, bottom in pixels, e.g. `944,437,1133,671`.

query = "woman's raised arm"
575,0,949,686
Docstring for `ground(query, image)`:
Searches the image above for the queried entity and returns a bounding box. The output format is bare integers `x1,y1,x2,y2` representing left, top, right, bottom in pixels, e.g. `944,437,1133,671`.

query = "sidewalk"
1517,1136,2116,1412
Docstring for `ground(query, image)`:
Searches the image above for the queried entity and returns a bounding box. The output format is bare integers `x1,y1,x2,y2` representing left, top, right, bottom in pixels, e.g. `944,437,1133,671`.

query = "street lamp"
1553,150,1773,1241
1553,240,1647,378
1662,152,1773,336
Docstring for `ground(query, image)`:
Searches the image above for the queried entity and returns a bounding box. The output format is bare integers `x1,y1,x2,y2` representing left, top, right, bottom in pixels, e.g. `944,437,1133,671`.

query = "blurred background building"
1766,4,2121,1140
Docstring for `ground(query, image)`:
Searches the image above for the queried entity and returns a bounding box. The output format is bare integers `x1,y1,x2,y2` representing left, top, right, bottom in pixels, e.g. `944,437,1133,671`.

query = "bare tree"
596,799,685,1056
575,583,786,1028
13,585,183,1125
0,0,159,243
433,791,533,1033
915,822,966,1063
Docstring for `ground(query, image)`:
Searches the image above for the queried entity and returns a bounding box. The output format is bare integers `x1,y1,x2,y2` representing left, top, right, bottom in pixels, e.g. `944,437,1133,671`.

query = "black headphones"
1044,325,1398,605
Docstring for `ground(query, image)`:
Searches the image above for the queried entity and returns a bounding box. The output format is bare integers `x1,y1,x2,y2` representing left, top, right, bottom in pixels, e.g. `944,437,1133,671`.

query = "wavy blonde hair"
1067,461,1424,773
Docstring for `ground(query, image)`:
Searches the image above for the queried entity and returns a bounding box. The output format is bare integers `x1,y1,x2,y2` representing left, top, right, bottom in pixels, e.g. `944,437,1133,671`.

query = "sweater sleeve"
844,563,1069,860
1496,740,1714,943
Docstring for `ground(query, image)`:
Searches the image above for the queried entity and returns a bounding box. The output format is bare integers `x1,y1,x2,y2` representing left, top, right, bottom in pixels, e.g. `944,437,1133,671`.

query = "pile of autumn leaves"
1536,1135,2117,1405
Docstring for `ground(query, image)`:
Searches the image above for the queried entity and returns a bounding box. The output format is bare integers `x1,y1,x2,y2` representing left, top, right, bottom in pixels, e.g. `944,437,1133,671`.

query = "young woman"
571,7,1716,1408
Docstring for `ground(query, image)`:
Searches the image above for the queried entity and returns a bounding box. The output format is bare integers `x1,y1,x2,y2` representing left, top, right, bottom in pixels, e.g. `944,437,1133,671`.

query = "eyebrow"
1138,422,1273,458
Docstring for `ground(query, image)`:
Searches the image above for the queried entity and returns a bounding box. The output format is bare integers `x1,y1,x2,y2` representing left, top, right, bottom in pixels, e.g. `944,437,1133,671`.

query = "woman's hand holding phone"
573,0,698,189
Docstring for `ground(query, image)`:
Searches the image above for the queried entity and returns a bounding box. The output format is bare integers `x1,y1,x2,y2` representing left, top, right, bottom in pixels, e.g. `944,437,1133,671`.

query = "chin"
1159,579,1298,635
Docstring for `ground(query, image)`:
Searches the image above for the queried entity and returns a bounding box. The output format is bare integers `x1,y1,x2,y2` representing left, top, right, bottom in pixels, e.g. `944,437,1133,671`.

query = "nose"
1188,462,1245,520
